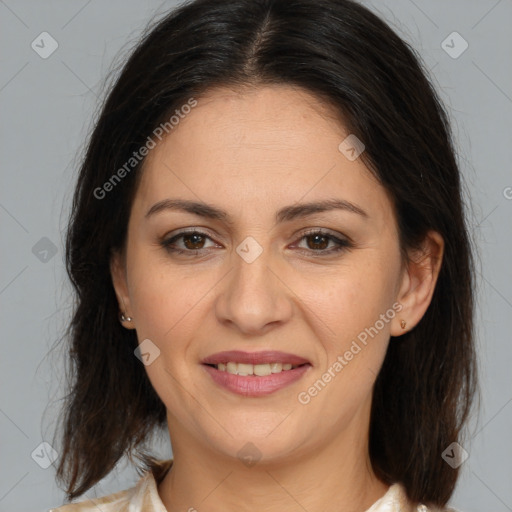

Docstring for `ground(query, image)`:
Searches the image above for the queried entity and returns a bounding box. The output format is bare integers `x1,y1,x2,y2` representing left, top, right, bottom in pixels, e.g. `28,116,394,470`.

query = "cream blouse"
48,459,459,512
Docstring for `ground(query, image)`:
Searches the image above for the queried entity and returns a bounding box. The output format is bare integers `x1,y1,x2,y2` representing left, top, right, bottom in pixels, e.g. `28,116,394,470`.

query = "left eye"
293,230,352,254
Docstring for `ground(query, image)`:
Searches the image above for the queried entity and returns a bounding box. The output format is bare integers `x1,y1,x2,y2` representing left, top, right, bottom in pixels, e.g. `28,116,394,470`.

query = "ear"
110,249,136,329
390,230,444,336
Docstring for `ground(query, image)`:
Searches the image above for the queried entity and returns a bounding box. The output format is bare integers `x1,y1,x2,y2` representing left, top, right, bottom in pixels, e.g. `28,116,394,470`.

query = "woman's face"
112,85,412,462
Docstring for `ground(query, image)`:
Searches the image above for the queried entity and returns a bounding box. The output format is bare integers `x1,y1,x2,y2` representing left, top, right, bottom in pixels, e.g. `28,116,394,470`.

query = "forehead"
165,85,350,158
134,85,392,225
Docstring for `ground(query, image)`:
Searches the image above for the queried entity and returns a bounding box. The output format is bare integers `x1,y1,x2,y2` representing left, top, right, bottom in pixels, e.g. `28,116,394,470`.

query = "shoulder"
49,459,173,512
421,507,463,512
416,499,464,511
47,487,132,512
374,482,464,512
420,507,463,512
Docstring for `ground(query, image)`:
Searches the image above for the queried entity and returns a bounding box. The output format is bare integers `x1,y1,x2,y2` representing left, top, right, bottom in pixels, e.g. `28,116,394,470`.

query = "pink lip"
202,363,311,397
202,350,310,366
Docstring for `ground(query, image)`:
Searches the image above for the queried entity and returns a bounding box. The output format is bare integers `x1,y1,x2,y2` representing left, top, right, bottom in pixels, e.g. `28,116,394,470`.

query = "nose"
214,244,293,336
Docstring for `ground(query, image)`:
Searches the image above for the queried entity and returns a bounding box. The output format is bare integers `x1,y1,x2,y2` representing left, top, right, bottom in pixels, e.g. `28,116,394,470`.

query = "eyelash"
160,228,353,257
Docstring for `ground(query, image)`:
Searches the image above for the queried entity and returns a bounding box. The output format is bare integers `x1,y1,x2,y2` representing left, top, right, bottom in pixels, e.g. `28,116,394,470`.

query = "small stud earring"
400,319,407,329
120,313,133,323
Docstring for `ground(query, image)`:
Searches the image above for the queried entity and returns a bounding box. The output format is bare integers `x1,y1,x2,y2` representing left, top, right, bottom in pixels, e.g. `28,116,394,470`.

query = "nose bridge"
234,244,273,295
215,240,292,334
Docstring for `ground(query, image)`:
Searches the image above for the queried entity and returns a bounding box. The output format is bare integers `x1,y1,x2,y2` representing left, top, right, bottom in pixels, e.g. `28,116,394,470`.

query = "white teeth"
237,363,253,376
254,364,272,376
270,362,282,373
215,362,301,375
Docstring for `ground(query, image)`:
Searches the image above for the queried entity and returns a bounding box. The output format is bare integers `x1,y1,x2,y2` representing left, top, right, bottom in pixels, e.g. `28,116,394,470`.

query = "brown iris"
305,233,329,250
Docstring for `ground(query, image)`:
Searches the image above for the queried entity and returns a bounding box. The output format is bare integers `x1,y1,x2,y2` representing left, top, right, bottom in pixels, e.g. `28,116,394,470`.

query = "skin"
111,84,444,512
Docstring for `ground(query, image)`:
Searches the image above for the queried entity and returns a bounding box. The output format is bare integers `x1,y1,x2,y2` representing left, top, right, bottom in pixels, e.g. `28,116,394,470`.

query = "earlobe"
110,250,136,329
391,230,444,337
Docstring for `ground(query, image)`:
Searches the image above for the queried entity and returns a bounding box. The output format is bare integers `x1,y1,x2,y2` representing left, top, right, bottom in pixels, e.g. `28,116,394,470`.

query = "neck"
158,413,398,512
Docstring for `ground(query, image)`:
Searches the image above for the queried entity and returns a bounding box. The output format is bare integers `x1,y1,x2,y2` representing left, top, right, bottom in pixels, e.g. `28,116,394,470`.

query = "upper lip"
202,350,310,366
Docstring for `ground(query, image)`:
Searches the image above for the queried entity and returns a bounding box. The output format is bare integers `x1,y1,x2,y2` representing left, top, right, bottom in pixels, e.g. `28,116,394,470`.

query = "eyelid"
163,226,221,241
297,226,350,240
290,228,353,251
162,227,349,243
161,227,222,248
160,226,353,257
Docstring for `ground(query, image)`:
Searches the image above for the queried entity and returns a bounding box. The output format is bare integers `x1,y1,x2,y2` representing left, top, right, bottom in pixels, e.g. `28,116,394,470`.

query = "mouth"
204,361,305,376
202,350,310,370
201,350,311,396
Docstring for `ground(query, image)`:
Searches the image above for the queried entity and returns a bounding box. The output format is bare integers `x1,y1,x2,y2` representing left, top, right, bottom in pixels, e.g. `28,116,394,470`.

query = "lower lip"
202,364,311,397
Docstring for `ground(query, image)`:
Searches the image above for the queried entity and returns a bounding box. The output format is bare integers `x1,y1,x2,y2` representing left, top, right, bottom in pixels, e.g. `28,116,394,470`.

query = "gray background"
0,1,511,511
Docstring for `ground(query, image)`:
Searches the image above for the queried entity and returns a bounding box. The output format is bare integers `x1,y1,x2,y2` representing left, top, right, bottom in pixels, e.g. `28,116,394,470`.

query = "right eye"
160,229,221,256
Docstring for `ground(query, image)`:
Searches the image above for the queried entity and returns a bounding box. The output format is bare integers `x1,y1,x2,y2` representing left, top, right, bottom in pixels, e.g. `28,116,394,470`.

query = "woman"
50,0,478,510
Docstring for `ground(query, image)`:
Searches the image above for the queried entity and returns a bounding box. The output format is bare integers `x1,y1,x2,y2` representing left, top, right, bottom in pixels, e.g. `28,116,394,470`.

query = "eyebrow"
145,198,369,223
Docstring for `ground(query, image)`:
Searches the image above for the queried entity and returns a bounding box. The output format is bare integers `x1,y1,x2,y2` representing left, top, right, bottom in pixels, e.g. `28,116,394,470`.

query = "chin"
200,426,309,465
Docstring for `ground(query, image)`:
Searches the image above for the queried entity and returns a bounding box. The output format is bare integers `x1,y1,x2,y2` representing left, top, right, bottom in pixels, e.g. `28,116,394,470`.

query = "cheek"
302,261,397,341
126,258,203,406
125,246,190,340
126,249,224,364
294,254,399,402
295,268,394,427
132,277,199,345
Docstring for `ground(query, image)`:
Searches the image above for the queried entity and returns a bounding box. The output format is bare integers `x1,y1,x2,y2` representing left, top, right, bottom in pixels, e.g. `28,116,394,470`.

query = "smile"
202,351,311,396
208,361,302,376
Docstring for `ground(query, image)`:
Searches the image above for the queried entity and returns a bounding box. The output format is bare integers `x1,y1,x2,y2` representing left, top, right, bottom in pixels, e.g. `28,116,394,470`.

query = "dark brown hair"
53,0,478,506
